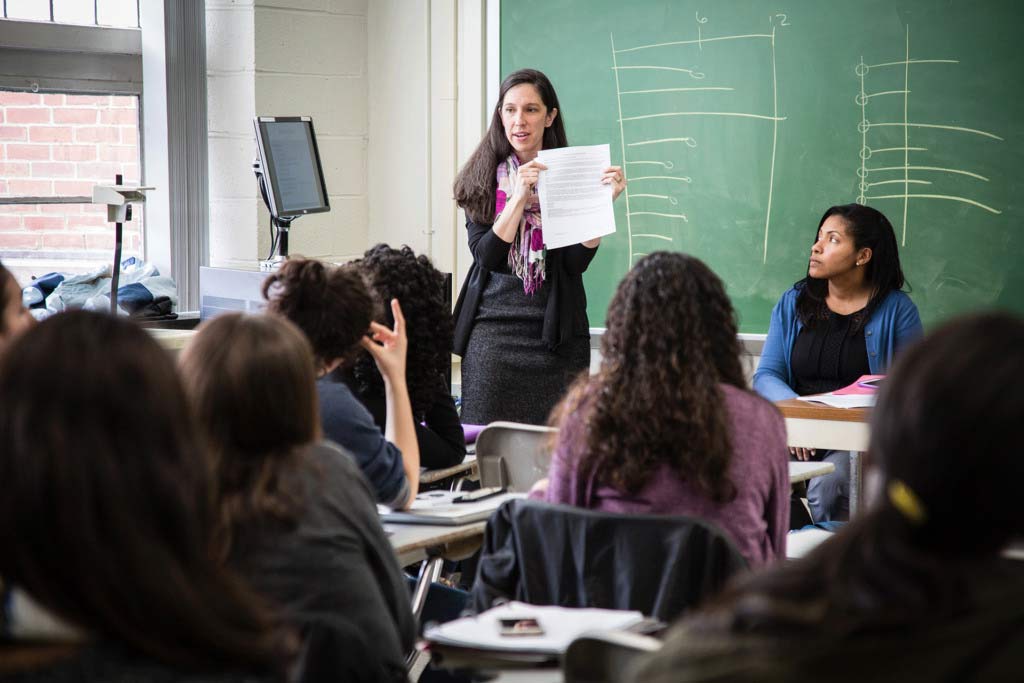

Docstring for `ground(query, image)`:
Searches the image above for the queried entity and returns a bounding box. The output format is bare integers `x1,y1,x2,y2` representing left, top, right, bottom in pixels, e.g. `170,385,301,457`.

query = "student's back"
179,313,415,682
538,252,789,566
0,311,291,682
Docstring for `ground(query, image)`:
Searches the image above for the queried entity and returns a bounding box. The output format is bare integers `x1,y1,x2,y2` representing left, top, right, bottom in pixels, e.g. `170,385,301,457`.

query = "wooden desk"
387,520,487,567
788,460,836,483
420,455,478,487
146,327,196,353
776,399,870,452
777,399,870,516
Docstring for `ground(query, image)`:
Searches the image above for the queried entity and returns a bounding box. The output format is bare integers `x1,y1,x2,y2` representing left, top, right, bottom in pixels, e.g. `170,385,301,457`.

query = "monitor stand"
259,220,291,271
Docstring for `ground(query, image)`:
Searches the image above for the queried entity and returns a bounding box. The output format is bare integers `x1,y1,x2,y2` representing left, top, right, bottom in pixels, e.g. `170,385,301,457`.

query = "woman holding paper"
453,68,627,425
753,203,922,522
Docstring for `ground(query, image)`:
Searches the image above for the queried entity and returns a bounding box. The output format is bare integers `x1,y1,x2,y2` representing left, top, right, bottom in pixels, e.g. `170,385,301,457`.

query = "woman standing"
453,68,626,425
754,203,922,522
537,252,789,566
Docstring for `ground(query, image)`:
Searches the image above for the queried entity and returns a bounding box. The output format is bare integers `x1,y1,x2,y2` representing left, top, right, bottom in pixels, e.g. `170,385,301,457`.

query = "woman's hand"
601,165,626,201
790,446,816,461
360,298,408,386
510,159,547,204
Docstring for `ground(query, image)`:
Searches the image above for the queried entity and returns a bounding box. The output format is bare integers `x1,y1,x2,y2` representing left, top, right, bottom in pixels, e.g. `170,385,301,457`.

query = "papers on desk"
796,393,876,409
425,601,645,655
537,144,616,249
379,490,523,526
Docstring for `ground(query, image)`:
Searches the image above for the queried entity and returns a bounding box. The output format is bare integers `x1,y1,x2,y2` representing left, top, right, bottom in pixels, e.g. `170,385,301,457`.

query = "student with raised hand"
350,244,466,469
262,257,420,509
0,310,293,682
452,68,627,426
536,252,789,566
754,203,922,522
0,263,34,352
178,312,415,682
629,312,1024,683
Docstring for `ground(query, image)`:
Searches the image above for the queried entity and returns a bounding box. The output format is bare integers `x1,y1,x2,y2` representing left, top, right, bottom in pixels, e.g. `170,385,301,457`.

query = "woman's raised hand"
601,165,627,201
360,298,408,385
511,159,547,203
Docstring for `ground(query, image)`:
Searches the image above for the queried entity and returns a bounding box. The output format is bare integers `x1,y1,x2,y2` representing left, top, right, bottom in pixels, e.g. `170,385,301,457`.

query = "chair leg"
406,557,445,681
849,450,861,517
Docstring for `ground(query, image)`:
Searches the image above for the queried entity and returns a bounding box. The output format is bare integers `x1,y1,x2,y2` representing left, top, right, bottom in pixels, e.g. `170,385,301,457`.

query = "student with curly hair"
0,262,33,352
536,252,790,565
628,312,1024,683
350,244,466,469
179,313,415,682
262,257,419,509
0,310,293,681
754,204,922,522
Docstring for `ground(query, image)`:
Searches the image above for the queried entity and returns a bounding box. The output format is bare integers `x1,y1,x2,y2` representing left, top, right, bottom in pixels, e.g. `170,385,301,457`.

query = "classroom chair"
563,630,662,683
475,421,557,492
470,499,749,623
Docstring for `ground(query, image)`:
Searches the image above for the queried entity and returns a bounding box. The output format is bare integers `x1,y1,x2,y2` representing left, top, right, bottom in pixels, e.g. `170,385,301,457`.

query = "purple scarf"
495,155,546,295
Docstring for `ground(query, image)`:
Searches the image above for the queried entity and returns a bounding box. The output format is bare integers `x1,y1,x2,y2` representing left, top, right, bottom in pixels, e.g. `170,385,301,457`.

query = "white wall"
206,0,369,268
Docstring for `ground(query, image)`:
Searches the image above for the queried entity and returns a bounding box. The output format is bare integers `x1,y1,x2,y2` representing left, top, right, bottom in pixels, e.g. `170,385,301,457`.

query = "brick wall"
0,90,143,275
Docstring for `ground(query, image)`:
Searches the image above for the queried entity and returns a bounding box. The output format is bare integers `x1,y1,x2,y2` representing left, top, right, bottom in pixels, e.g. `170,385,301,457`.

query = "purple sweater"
538,383,789,565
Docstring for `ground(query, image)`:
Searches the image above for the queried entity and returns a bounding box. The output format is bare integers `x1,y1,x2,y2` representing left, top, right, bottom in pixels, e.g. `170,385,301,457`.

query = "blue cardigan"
753,287,923,402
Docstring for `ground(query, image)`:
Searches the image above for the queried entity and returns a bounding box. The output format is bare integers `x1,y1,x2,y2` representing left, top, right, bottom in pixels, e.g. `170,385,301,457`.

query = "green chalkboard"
501,0,1024,332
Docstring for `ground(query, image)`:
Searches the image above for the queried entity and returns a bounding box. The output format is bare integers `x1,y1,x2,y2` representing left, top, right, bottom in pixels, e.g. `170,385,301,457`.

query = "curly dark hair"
261,257,375,368
351,244,453,420
552,252,746,502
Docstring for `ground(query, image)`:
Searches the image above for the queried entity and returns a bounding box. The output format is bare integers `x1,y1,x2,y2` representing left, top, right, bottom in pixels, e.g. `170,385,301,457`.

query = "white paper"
537,144,616,249
425,601,645,654
796,393,877,409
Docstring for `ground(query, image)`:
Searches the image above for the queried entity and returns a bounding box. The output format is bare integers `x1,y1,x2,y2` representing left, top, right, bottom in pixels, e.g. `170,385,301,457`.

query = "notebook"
379,490,523,525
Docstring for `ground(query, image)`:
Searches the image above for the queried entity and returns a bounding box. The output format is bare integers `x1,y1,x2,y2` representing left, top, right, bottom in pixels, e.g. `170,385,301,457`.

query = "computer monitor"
253,116,330,220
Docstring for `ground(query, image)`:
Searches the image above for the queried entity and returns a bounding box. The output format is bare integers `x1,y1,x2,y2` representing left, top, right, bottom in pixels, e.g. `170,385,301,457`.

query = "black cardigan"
452,219,598,356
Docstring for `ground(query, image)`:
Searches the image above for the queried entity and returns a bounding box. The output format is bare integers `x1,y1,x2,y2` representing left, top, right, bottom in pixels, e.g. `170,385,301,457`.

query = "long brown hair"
0,310,293,674
179,312,321,559
453,68,569,224
552,252,746,502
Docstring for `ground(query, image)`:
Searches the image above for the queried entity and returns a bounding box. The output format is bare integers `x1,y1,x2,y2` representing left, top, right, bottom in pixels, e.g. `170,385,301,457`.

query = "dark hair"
795,203,907,328
352,244,453,420
179,313,320,558
552,252,747,502
453,68,569,224
262,257,375,368
0,310,292,674
694,312,1024,637
0,262,16,334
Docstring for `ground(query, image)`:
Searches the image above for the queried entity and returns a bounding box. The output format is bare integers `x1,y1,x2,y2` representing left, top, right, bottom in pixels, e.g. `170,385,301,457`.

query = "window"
0,7,142,282
0,91,144,276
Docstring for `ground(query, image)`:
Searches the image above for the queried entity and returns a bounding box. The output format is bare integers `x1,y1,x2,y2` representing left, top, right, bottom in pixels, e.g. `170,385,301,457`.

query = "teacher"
453,68,626,426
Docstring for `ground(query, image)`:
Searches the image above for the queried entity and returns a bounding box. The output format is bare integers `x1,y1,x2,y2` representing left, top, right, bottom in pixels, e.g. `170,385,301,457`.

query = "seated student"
178,313,415,682
535,252,789,566
0,262,34,352
0,310,292,681
754,203,922,522
349,244,466,470
262,257,420,509
628,312,1024,683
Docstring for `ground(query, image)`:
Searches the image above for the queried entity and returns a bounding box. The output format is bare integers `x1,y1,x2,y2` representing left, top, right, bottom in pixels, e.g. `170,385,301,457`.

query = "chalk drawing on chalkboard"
855,26,1004,246
611,19,784,267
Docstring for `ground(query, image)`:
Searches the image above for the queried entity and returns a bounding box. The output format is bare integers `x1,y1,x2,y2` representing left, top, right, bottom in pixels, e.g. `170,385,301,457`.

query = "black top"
790,311,870,395
452,219,598,355
344,373,467,470
229,441,415,683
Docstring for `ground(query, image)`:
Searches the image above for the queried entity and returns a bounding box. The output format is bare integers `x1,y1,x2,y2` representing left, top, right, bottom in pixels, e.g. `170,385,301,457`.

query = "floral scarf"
495,154,546,295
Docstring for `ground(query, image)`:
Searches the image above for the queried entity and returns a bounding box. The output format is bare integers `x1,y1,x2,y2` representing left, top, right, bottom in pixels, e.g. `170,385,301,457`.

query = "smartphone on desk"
497,617,544,637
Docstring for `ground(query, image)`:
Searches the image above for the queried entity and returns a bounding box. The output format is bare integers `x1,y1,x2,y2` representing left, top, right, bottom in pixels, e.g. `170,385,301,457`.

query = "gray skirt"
460,271,590,426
